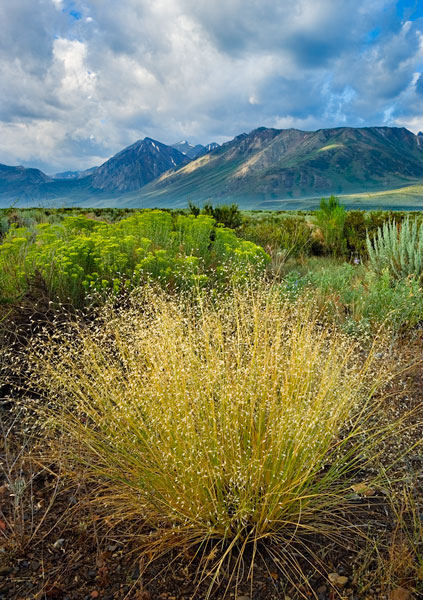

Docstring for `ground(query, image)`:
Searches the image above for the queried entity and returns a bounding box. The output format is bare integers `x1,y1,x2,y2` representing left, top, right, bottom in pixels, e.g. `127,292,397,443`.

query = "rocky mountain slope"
171,140,220,159
1,127,422,207
0,138,190,203
89,138,190,192
134,126,423,206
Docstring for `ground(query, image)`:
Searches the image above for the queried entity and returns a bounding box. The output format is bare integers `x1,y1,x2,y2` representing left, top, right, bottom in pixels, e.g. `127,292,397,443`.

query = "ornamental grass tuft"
30,286,394,595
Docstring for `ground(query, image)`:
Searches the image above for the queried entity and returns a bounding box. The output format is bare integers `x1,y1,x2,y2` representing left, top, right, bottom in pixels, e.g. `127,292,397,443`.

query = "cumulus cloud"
0,0,422,172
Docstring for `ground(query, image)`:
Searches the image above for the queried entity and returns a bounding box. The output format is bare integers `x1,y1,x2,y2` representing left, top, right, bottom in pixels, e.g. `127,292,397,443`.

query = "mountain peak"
88,138,190,192
171,140,206,159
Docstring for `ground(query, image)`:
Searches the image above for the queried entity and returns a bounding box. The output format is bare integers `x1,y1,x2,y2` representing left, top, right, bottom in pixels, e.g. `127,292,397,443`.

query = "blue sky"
0,0,422,173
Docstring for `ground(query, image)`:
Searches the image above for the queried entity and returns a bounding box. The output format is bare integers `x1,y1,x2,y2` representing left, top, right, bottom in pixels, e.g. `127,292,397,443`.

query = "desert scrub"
280,262,423,336
0,211,269,306
239,215,312,257
29,286,393,595
367,216,423,281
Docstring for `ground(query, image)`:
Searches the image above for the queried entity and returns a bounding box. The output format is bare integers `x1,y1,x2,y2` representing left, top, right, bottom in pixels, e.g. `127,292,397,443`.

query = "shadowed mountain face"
89,138,191,192
135,126,423,205
0,127,422,207
171,140,220,159
0,164,53,201
51,166,98,179
0,164,52,186
171,140,206,159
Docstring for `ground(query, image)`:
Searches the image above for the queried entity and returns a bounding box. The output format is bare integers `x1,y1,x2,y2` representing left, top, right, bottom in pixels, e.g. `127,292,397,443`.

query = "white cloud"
0,0,422,171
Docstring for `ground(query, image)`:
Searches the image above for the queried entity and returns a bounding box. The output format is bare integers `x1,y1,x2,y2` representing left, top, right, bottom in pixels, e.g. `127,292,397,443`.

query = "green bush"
0,210,269,307
313,196,346,256
239,216,312,257
280,261,423,335
344,211,368,258
188,202,243,229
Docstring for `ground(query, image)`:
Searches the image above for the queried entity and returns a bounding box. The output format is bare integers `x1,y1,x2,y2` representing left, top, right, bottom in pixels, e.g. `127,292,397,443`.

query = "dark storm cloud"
0,0,421,172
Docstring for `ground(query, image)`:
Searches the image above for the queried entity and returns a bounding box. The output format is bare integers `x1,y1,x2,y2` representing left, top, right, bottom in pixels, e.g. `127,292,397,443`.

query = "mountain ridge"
135,126,423,206
1,126,422,207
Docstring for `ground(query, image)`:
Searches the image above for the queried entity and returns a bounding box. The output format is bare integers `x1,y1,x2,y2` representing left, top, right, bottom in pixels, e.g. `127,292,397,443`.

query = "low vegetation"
1,200,423,599
26,287,398,594
0,210,268,307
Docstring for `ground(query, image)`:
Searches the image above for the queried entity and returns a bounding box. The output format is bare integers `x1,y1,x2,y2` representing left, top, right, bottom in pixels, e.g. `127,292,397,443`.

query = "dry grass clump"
29,286,393,593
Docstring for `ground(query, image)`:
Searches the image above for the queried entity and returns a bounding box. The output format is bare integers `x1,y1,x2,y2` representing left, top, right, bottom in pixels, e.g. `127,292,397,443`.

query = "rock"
389,588,412,600
328,572,349,588
131,564,140,580
30,560,40,571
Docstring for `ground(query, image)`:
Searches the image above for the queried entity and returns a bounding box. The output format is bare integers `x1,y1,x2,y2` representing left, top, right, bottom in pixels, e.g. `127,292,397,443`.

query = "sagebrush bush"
30,286,392,594
367,217,423,281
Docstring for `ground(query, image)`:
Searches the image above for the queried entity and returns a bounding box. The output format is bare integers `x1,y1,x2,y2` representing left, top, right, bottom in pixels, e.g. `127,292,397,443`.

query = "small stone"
328,572,349,588
317,585,327,594
90,591,99,599
131,564,140,580
53,538,66,549
31,560,40,571
389,588,412,600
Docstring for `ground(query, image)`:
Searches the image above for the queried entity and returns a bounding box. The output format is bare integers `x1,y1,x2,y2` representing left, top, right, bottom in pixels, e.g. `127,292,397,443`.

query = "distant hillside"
171,140,206,159
0,127,422,208
133,126,423,206
0,137,190,203
0,164,52,185
171,140,220,159
51,166,98,179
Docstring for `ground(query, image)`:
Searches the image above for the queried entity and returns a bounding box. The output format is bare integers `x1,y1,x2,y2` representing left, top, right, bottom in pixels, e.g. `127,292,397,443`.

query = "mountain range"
171,140,220,159
1,126,423,209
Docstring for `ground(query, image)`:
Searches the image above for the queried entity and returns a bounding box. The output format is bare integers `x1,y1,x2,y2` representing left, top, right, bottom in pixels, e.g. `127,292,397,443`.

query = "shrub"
344,211,368,258
0,211,269,307
280,261,423,335
239,216,312,260
313,196,347,256
189,203,243,229
31,287,391,594
367,217,423,281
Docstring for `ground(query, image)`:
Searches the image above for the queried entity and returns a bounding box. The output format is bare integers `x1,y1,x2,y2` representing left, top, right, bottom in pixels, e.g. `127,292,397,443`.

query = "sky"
0,0,422,174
